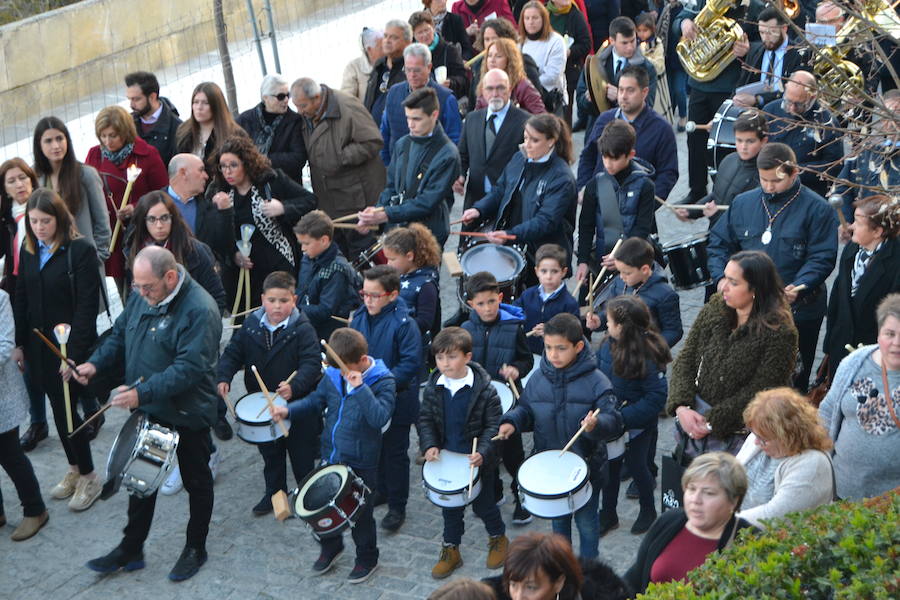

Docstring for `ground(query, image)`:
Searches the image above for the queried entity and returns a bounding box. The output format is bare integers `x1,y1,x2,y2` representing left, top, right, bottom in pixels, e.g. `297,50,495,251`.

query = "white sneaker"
209,449,220,481
161,465,182,496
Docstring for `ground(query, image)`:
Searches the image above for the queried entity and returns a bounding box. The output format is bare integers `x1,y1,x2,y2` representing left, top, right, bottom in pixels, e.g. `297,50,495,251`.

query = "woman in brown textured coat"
666,251,798,454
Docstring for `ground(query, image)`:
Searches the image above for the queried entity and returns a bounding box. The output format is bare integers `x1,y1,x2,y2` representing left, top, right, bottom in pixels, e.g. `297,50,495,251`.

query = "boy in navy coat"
271,328,395,584
516,243,580,355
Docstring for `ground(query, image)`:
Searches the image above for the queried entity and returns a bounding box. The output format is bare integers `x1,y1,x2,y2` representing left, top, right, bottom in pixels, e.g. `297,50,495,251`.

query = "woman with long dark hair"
124,191,226,314
13,189,101,512
667,251,798,456
175,82,246,177
207,135,316,310
597,295,671,536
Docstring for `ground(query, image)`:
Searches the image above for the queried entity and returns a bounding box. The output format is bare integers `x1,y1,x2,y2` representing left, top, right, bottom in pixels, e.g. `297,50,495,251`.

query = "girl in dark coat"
382,223,443,340
207,135,316,313
13,189,101,512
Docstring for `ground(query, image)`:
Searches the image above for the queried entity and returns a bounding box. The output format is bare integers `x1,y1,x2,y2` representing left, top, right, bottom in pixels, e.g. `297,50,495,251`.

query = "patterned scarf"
851,242,882,296
252,105,284,156
101,142,135,166
231,185,295,268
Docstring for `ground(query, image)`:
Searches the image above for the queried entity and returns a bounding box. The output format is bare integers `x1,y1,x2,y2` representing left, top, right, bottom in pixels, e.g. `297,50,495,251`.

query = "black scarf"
252,105,284,156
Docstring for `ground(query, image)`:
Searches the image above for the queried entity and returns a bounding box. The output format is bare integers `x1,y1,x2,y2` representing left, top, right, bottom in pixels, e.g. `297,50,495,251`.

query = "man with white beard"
454,69,530,210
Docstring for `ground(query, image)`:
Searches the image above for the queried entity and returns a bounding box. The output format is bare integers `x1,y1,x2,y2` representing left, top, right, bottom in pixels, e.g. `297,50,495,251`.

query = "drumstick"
332,206,385,224
587,274,594,314
333,223,375,231
450,230,517,241
559,409,601,456
331,315,350,324
448,218,466,226
224,324,242,330
468,437,478,498
68,377,144,439
589,239,623,297
501,365,521,401
321,339,351,375
250,365,290,438
256,370,298,418
525,329,541,337
32,328,78,369
791,284,807,293
491,434,505,441
230,305,261,319
676,204,729,211
684,120,712,133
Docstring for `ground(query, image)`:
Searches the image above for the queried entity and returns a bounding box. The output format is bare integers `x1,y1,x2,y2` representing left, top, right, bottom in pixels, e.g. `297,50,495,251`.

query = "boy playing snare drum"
497,313,623,560
418,327,508,579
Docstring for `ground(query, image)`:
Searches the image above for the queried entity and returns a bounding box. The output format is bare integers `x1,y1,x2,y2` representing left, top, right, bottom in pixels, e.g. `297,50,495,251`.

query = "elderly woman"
236,74,307,184
667,251,798,456
207,135,315,310
341,27,384,100
824,195,900,381
422,0,474,60
175,82,246,177
410,11,468,98
483,532,630,600
85,105,168,294
737,388,834,528
820,293,900,500
519,1,568,115
475,38,546,114
624,452,754,594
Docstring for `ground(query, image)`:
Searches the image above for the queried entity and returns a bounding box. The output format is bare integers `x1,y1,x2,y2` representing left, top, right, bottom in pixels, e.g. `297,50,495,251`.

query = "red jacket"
85,137,168,278
451,0,516,30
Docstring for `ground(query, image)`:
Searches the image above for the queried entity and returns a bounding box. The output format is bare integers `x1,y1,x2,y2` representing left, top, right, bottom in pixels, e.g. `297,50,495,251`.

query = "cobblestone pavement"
1,127,827,599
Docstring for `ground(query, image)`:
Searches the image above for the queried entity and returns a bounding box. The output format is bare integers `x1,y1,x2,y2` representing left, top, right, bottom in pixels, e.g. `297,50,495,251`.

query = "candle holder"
54,323,74,433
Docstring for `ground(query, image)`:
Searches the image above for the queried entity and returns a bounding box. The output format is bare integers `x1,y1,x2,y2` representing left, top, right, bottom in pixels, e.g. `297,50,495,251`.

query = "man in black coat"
236,74,307,184
125,71,182,165
364,19,412,126
732,6,805,109
454,69,530,210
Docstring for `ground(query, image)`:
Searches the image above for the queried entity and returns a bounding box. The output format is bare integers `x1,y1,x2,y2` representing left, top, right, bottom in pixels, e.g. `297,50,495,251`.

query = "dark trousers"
794,316,824,394
686,89,731,200
602,428,657,514
258,415,320,495
443,463,505,546
493,432,524,500
0,427,46,517
24,365,46,425
122,425,214,553
44,382,93,474
377,422,411,512
320,466,378,568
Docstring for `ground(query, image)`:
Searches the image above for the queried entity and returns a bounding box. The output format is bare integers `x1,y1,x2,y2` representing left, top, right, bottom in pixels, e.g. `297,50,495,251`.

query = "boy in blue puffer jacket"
462,271,534,525
497,313,623,560
272,328,395,584
516,243,580,356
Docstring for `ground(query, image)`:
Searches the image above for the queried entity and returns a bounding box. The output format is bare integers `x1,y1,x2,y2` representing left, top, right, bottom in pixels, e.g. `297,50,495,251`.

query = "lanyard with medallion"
760,186,801,245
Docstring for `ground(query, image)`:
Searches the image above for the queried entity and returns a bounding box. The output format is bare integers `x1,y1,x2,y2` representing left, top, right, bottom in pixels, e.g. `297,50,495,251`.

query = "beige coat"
301,86,385,217
341,55,374,101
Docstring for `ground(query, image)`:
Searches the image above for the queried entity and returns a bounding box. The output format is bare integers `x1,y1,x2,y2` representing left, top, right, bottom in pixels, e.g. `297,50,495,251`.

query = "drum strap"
398,138,444,201
595,176,625,255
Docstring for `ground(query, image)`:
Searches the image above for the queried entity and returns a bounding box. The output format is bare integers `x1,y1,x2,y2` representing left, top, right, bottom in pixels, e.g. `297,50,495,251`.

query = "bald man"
762,71,843,198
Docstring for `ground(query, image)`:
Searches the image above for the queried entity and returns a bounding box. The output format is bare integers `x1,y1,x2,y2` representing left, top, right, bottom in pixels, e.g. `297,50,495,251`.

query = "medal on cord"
760,186,801,245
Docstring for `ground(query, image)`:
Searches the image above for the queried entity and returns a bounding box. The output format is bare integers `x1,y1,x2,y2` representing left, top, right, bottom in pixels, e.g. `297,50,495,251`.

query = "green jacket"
90,268,222,430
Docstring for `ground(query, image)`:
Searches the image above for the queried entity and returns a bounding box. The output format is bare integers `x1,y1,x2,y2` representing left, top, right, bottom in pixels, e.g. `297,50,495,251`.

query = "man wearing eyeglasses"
762,70,842,199
71,245,222,582
733,7,805,109
236,74,308,184
364,20,414,126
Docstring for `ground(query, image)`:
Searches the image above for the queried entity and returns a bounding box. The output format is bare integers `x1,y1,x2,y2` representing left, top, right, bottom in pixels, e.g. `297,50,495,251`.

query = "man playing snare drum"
70,246,222,582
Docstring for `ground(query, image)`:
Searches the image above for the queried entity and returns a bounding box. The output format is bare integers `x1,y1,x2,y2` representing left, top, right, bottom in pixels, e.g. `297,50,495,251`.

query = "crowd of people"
1,0,899,597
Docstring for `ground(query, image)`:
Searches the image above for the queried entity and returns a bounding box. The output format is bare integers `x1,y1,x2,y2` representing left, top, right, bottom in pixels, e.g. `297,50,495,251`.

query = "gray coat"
0,290,27,434
39,164,112,261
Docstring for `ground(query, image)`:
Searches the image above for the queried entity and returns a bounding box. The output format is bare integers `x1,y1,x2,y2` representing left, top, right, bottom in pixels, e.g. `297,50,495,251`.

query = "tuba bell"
676,0,744,82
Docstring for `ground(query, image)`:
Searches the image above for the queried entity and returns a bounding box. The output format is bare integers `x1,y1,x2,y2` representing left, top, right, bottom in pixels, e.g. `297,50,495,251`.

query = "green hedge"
638,488,899,600
1,1,80,27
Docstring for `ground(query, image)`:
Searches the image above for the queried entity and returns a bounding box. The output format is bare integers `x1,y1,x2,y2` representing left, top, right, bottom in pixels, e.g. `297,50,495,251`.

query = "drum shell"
490,380,516,414
705,100,747,176
516,450,592,518
107,411,180,498
422,450,482,508
456,244,526,305
234,393,291,444
663,236,712,290
291,464,368,539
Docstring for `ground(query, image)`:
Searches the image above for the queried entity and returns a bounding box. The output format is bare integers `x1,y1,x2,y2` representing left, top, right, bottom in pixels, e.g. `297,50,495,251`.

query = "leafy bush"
0,1,81,27
638,488,900,600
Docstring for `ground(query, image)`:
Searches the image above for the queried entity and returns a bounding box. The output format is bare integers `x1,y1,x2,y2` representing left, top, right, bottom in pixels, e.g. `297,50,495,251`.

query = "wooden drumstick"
250,365,289,438
684,120,712,133
792,284,807,292
257,370,298,418
502,365,520,401
587,273,594,314
331,315,350,324
590,239,623,297
451,230,517,240
491,434,505,441
468,437,478,498
559,409,601,456
321,339,351,375
676,204,729,211
230,305,262,319
332,206,385,224
68,377,144,438
333,223,375,231
32,329,78,369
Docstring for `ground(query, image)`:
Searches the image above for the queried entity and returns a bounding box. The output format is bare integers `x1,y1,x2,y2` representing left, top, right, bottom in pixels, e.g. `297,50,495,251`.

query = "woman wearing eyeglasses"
236,74,307,184
207,135,316,313
123,191,226,314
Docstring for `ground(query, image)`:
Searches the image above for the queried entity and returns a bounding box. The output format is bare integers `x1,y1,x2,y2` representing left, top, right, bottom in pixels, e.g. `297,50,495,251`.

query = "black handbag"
660,433,690,512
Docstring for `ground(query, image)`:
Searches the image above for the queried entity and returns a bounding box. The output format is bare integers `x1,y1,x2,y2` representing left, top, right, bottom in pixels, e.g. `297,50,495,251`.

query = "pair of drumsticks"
491,407,601,458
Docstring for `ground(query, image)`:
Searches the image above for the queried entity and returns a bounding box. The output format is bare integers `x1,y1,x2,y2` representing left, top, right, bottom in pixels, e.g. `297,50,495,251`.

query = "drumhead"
490,381,515,414
460,244,525,282
521,354,541,388
423,450,478,493
295,464,349,517
106,410,145,483
235,392,287,424
663,233,709,251
518,450,589,498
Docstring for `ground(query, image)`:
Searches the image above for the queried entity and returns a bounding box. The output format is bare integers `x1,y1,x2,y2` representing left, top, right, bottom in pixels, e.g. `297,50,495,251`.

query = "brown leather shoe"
11,511,49,541
486,534,509,569
431,545,462,579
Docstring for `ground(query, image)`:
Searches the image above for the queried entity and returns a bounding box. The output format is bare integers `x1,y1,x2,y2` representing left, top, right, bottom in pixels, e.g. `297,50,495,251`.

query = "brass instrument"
676,0,744,82
813,0,900,110
584,41,610,114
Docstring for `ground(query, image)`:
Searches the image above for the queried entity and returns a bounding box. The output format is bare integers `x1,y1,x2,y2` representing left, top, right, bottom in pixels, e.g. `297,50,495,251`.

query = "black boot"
19,422,49,452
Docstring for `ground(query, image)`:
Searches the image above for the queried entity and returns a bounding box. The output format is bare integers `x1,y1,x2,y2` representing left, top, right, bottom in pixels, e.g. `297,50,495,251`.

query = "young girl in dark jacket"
597,296,671,536
382,223,442,343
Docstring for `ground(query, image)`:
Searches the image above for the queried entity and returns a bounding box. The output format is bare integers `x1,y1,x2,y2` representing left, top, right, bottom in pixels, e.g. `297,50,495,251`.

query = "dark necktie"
614,58,624,81
485,114,497,156
765,50,776,87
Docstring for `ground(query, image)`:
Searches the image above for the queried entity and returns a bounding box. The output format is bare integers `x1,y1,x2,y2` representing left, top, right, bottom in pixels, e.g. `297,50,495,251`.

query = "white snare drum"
491,381,515,414
516,450,592,518
106,411,179,498
234,392,290,444
606,432,630,460
422,450,481,508
521,354,541,388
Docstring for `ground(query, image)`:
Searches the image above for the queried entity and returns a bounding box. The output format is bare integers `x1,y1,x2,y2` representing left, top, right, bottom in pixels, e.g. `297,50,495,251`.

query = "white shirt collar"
261,312,290,332
437,366,474,396
141,103,164,125
539,281,566,302
157,266,186,307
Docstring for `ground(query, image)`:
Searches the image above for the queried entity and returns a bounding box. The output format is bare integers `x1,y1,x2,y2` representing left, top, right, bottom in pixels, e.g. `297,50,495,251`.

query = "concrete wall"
0,0,336,123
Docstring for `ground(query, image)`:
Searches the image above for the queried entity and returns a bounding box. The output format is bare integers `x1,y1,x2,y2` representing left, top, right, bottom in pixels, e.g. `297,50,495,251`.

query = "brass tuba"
676,0,744,82
584,41,611,114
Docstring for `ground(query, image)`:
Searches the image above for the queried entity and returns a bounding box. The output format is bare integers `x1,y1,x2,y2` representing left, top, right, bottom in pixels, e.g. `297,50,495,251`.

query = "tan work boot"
431,544,462,579
68,476,102,511
486,534,509,569
50,471,79,500
11,511,49,541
